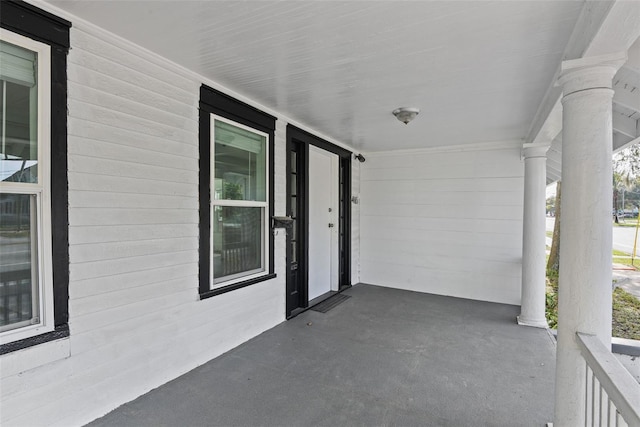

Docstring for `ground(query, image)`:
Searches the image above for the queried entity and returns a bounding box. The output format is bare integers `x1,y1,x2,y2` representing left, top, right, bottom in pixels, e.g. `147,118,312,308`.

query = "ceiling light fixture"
392,107,420,125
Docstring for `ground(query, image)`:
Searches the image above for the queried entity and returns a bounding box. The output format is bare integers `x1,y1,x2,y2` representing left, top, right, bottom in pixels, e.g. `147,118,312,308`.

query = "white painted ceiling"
46,1,597,151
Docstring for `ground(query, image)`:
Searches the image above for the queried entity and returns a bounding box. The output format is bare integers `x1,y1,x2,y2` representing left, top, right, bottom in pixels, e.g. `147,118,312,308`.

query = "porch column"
554,53,626,426
518,143,550,328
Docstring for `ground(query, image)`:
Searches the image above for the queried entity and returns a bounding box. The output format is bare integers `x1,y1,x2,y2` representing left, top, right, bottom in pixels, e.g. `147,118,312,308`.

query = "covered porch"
1,1,639,425
88,284,557,427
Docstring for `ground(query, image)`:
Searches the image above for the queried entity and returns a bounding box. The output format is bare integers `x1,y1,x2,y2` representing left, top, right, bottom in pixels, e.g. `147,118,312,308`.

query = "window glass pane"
0,193,38,331
212,206,263,281
0,41,38,183
214,120,266,202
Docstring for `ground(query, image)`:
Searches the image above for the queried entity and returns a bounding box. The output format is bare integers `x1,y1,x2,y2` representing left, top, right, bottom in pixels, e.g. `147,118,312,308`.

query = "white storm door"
308,145,339,301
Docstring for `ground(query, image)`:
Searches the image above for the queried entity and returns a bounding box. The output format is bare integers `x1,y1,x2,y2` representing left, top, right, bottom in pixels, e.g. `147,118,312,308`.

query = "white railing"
577,333,640,427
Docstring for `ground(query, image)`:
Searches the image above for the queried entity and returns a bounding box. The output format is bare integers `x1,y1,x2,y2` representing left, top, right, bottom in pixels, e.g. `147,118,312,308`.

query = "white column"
518,143,550,328
554,52,626,426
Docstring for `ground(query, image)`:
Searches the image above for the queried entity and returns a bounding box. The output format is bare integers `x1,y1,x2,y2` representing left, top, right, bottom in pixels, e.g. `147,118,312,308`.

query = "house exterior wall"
0,13,359,426
359,144,525,305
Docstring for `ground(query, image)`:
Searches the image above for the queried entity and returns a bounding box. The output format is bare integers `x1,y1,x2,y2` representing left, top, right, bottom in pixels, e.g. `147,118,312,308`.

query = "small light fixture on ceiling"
392,107,420,125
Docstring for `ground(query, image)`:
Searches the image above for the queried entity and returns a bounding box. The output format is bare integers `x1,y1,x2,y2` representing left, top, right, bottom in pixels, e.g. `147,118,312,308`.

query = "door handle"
328,223,334,228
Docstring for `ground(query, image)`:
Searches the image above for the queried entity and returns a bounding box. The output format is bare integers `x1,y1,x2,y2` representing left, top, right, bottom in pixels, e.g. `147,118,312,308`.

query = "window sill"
0,324,69,355
0,325,70,377
200,273,277,300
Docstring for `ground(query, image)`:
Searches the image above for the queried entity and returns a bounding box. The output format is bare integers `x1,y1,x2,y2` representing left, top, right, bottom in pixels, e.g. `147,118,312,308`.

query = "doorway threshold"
287,285,353,320
310,293,352,313
308,290,338,308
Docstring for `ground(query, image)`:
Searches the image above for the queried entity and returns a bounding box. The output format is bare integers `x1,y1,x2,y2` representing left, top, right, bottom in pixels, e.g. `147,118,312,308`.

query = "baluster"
592,370,597,427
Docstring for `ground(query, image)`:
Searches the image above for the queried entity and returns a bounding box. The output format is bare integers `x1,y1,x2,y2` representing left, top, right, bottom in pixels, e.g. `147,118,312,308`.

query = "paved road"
0,234,31,274
612,222,640,254
546,217,639,255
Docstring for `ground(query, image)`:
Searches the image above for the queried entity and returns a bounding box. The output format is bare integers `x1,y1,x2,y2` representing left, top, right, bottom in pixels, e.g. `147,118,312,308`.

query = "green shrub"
545,268,558,329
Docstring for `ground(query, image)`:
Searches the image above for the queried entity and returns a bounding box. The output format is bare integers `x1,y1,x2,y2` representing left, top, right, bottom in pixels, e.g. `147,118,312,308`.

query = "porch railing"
577,332,640,426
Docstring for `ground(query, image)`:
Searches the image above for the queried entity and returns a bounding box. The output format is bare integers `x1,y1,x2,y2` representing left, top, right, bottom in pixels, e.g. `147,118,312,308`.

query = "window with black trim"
199,85,276,299
0,1,69,353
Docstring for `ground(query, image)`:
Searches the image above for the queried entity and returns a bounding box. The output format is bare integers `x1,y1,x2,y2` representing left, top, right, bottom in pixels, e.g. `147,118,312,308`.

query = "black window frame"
0,0,70,355
199,85,277,299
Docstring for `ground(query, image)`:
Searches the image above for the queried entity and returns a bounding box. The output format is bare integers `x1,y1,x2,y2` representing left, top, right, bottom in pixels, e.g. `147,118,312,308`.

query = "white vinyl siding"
0,23,285,426
360,145,524,305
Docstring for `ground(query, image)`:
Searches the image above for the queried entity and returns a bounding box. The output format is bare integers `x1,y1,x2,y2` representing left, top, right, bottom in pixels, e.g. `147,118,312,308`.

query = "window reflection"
212,206,263,281
214,120,266,202
0,194,37,331
1,41,38,183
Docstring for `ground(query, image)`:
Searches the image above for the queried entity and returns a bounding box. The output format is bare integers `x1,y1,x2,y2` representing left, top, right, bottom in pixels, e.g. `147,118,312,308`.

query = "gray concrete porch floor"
87,284,557,427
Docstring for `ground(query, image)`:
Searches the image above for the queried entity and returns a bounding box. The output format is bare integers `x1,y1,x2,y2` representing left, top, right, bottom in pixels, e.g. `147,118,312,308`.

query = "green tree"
547,181,561,273
613,144,640,217
613,144,640,178
546,195,555,216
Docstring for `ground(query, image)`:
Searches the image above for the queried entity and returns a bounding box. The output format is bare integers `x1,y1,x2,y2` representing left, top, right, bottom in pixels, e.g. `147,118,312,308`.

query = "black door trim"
285,125,352,318
287,126,352,158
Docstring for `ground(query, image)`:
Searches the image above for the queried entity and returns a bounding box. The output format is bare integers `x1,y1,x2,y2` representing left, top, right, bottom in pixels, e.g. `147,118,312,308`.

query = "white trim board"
364,140,522,158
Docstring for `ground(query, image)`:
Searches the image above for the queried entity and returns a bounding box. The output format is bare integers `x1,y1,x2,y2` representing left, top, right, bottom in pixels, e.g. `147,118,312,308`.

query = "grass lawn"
613,219,640,228
546,270,640,340
545,230,640,339
612,288,640,340
613,249,639,268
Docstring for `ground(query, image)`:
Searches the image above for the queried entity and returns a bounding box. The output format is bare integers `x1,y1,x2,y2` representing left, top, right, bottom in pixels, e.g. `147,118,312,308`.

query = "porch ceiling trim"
364,140,521,158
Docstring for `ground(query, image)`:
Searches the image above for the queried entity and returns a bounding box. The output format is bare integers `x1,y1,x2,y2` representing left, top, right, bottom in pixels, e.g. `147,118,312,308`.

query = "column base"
517,315,548,329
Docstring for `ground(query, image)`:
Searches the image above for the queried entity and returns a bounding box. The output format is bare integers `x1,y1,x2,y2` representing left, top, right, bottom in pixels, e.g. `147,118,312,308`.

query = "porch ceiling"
47,0,585,152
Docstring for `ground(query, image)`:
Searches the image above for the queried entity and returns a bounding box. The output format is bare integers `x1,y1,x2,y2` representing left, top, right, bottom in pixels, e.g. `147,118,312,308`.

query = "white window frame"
0,29,54,344
209,114,270,289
